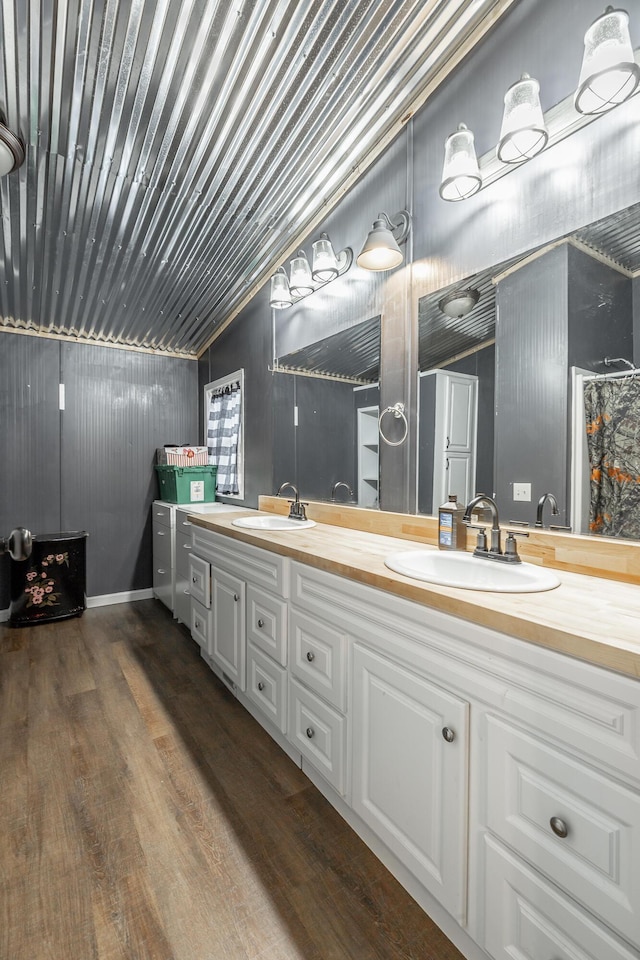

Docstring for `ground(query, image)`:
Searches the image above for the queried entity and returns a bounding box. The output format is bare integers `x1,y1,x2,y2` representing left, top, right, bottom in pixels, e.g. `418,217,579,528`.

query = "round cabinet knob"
306,651,315,662
550,816,569,838
192,576,198,584
442,727,455,743
257,681,265,691
194,619,201,630
257,619,265,628
233,593,239,602
305,727,315,739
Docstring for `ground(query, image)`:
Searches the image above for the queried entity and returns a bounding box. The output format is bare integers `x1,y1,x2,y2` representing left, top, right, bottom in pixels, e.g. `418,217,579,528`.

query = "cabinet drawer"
247,586,287,666
174,574,191,625
191,597,211,652
485,714,640,945
152,563,172,609
288,678,346,795
152,520,172,567
482,834,637,960
175,533,194,578
246,643,287,734
188,554,211,608
289,609,346,712
152,503,173,527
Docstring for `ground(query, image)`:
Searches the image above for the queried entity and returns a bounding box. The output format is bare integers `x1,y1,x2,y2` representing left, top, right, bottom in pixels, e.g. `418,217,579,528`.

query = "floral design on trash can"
24,552,69,608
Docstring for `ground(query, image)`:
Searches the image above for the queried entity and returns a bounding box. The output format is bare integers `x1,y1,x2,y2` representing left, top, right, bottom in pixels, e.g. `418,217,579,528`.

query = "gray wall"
1,333,197,607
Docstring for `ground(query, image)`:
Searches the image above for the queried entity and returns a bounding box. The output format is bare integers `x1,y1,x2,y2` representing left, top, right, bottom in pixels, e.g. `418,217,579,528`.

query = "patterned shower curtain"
207,381,241,495
584,376,640,539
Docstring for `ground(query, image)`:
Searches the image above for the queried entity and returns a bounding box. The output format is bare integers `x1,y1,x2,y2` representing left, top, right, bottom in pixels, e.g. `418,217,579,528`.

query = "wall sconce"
269,234,352,309
0,120,25,176
439,124,482,202
574,6,639,114
497,74,548,163
357,210,411,271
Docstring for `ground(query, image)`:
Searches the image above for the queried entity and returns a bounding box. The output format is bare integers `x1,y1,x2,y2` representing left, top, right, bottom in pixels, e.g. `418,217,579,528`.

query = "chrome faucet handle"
467,524,488,553
507,519,530,527
504,529,529,562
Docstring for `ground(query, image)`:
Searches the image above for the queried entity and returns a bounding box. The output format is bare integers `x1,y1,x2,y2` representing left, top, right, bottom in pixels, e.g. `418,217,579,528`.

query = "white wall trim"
87,588,154,608
0,608,8,623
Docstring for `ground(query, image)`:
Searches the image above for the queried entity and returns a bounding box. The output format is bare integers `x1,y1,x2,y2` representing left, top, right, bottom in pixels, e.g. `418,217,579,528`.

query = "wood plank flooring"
1,600,465,960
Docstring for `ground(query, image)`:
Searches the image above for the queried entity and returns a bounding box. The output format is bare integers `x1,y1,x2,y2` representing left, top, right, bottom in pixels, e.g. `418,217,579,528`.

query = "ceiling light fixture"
269,234,352,309
356,210,411,271
439,124,482,202
497,74,548,163
438,287,480,319
0,120,25,176
574,6,639,114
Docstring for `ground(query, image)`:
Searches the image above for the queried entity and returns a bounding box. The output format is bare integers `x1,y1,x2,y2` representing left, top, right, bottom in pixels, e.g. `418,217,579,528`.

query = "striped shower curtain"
207,382,241,495
584,376,640,539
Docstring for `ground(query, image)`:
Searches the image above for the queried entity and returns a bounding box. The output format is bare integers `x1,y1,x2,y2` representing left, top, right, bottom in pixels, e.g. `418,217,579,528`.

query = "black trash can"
9,531,88,626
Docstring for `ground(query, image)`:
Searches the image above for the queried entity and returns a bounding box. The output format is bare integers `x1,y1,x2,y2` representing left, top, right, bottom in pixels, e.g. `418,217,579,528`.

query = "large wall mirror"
417,202,639,540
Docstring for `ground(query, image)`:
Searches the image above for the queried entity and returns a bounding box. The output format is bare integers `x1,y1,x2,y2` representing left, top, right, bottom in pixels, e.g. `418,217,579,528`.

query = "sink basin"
384,550,560,593
232,515,317,531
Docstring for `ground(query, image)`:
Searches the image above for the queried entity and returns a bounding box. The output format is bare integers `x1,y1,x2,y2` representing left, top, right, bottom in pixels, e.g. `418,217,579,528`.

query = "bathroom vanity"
187,506,640,960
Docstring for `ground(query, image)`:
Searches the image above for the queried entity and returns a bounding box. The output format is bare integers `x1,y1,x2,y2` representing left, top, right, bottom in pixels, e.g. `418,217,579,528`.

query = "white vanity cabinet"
152,501,174,610
174,508,196,624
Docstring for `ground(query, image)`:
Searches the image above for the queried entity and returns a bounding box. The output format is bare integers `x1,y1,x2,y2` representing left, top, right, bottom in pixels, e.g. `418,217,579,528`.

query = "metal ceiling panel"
277,313,380,382
0,0,516,356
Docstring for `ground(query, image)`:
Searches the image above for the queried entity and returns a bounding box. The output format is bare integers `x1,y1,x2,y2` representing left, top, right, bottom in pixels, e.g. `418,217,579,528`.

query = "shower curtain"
584,376,640,539
207,381,241,495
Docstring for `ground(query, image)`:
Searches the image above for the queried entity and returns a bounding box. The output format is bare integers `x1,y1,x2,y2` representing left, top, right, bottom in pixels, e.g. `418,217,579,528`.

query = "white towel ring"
378,402,408,446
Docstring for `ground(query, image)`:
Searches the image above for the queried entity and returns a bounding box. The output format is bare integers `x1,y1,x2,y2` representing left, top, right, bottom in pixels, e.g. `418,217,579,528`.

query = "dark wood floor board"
0,601,465,960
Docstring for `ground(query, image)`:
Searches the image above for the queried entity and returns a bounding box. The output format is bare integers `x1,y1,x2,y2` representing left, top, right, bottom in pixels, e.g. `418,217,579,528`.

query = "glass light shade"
575,7,640,114
289,250,314,297
269,268,292,309
497,74,548,163
0,122,25,176
439,287,480,319
357,218,404,271
439,123,482,202
311,233,339,282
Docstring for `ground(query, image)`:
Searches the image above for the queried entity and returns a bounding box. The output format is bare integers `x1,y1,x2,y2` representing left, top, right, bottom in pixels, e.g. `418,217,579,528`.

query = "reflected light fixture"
356,210,411,271
497,74,548,163
0,121,25,176
311,233,339,282
438,287,480,319
574,6,639,114
289,250,314,298
439,123,482,202
269,267,292,309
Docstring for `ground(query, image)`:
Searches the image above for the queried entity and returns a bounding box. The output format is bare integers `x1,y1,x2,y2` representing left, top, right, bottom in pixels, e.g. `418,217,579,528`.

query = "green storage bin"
155,465,218,504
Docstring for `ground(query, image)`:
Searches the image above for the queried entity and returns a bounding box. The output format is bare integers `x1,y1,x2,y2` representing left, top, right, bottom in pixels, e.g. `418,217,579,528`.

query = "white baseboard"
87,588,154,608
0,608,8,623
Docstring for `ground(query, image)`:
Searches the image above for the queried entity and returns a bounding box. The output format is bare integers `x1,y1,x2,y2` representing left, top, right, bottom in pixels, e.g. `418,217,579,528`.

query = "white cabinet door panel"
211,568,245,691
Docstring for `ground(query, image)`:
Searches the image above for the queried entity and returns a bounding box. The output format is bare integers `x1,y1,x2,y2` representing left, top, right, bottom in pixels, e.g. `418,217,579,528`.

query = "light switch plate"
513,482,531,502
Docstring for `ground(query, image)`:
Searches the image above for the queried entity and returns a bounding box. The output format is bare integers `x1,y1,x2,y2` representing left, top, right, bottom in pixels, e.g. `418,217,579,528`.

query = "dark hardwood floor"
1,599,465,960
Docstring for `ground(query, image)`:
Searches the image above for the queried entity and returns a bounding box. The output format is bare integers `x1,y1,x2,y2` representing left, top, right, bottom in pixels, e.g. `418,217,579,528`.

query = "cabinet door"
352,643,469,922
211,567,245,691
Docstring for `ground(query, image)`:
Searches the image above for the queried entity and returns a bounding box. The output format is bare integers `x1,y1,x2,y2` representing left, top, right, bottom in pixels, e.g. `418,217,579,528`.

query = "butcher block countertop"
189,509,640,680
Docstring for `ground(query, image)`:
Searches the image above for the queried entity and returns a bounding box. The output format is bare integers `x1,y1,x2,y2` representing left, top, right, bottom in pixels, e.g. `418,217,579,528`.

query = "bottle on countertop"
438,493,467,551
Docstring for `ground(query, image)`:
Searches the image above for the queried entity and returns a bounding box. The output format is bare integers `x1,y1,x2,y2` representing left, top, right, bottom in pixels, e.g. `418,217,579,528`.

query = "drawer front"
192,527,287,596
175,532,194,578
485,714,640,944
289,609,347,712
246,643,287,734
188,554,211,608
191,597,211,652
246,586,287,666
152,502,173,527
288,678,345,795
152,563,173,610
152,520,172,567
482,834,637,960
174,574,191,625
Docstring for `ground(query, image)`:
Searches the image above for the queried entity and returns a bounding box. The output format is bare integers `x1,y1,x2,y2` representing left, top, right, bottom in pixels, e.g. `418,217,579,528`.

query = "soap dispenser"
438,493,466,551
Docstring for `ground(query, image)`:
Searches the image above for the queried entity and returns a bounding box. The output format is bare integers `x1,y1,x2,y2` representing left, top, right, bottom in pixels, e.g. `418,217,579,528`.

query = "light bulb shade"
0,121,25,176
438,287,480,319
269,268,292,309
439,124,482,202
289,250,314,297
357,218,404,271
311,233,339,282
497,74,548,163
575,7,640,114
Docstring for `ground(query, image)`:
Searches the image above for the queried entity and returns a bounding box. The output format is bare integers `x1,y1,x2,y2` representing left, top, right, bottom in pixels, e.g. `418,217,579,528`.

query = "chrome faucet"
463,493,528,563
276,481,309,521
535,492,559,528
331,481,354,502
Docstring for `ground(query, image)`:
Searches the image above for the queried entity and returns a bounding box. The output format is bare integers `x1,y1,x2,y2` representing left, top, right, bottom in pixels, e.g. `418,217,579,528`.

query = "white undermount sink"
232,515,317,531
384,549,560,593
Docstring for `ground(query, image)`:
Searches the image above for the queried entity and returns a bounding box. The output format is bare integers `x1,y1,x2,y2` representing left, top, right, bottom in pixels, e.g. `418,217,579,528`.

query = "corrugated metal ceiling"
0,0,516,358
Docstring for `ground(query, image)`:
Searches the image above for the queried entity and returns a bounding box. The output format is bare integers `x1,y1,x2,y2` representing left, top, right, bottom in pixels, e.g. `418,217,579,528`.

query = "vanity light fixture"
0,120,25,176
269,234,353,309
438,287,480,319
497,74,548,163
574,6,639,114
439,123,482,202
356,210,411,271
